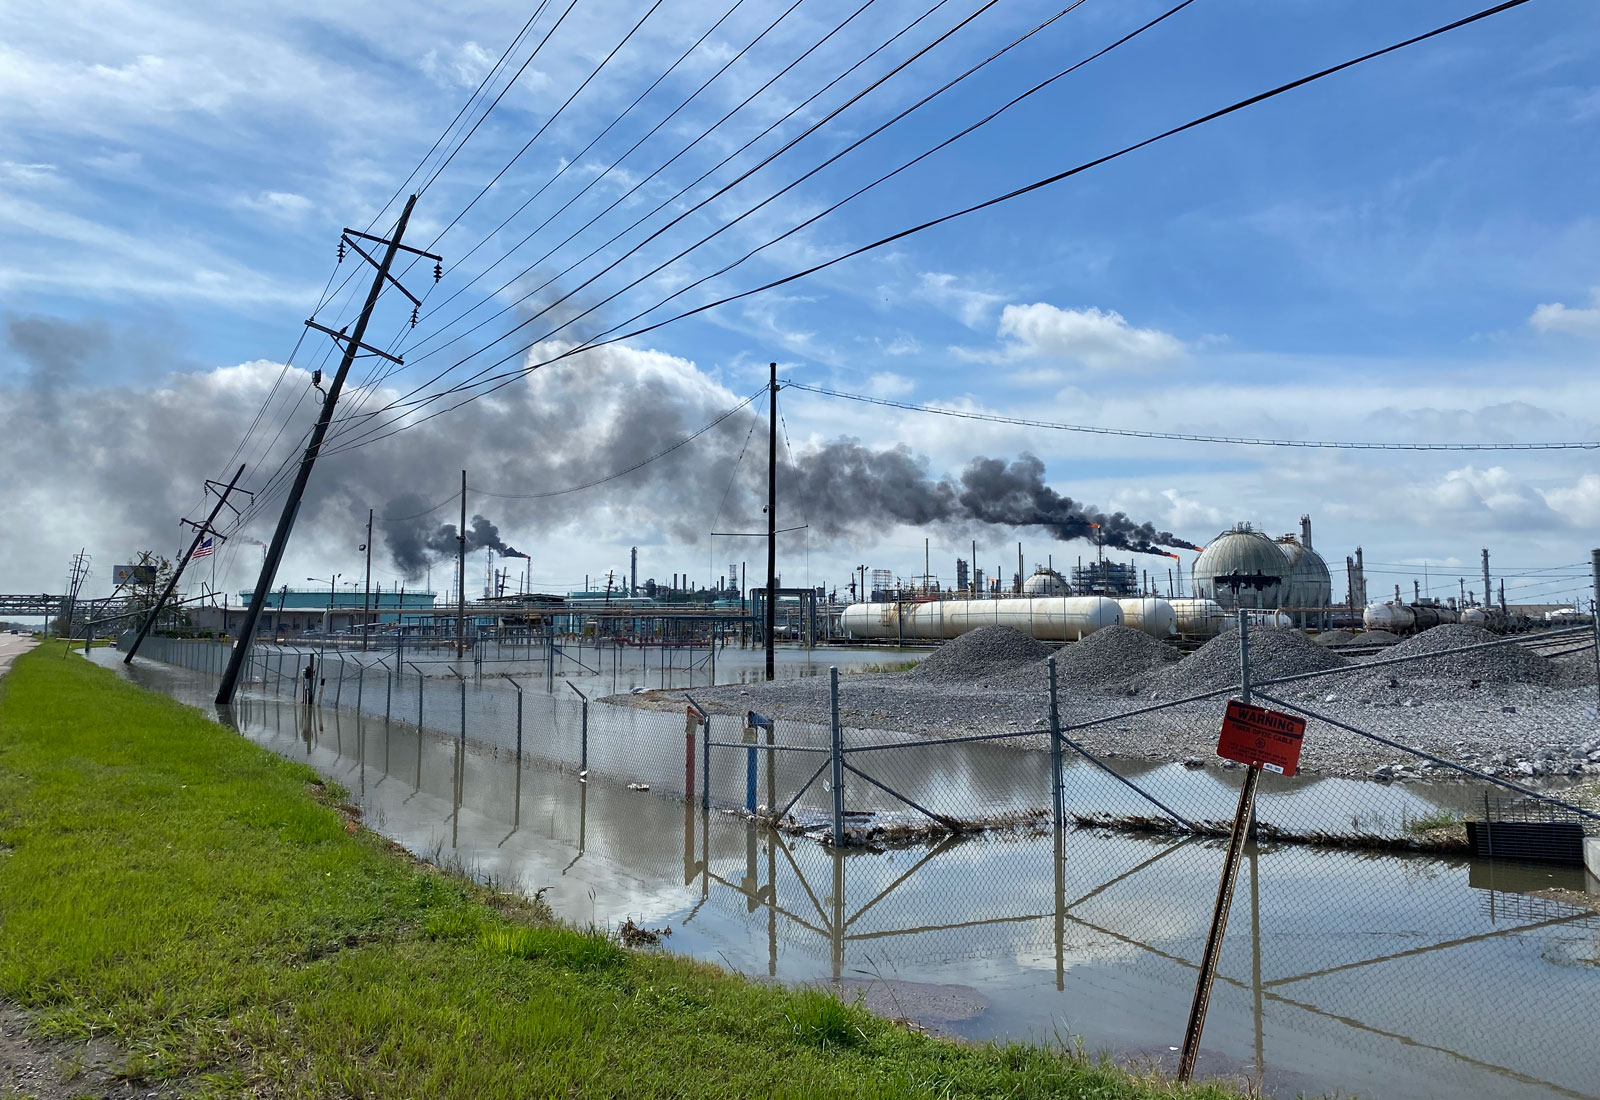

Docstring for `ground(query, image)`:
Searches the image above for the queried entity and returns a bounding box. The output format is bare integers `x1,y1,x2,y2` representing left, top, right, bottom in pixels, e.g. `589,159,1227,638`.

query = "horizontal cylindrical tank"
1363,602,1415,633
1117,598,1177,638
839,597,1122,643
1168,598,1229,638
1459,607,1488,626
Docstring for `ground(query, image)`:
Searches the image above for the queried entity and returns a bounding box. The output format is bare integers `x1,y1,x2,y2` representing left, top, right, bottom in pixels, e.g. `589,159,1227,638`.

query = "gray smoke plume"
0,316,1196,591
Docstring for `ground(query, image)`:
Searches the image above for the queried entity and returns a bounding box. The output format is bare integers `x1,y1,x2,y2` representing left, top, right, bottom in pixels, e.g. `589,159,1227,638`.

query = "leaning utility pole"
126,464,247,663
217,194,438,704
457,469,467,660
362,508,374,652
765,361,778,682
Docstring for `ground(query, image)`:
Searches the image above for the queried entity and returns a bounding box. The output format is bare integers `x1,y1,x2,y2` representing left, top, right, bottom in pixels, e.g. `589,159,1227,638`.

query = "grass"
1404,809,1466,834
0,645,1245,1099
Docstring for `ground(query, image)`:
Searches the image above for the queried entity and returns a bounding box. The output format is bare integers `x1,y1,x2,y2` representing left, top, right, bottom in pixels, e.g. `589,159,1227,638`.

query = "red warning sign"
1216,700,1306,777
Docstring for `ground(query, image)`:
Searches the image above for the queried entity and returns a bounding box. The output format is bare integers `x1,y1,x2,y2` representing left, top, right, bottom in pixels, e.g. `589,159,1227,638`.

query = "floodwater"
95,648,1600,1100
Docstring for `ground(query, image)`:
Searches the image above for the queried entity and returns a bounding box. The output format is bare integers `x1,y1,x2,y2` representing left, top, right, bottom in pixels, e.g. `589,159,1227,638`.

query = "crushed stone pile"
910,626,1052,685
1001,626,1181,694
1370,624,1564,685
1355,629,1401,646
1315,630,1357,646
1150,628,1348,697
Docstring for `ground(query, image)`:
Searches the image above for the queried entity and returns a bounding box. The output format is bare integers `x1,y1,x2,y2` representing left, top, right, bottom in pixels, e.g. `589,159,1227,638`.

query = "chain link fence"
126,622,1600,1098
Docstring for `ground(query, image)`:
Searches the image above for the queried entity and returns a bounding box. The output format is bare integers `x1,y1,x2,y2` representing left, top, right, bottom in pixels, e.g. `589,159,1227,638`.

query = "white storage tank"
1168,598,1230,638
840,597,1122,642
1117,597,1178,638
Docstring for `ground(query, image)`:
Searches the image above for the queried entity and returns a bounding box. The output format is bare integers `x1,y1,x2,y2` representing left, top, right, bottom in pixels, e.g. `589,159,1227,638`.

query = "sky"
3,0,1600,612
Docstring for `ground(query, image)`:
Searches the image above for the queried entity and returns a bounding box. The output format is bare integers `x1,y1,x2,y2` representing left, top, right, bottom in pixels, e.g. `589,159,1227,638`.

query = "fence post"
830,666,844,846
1048,655,1064,834
567,682,589,775
459,674,467,748
516,685,523,763
1591,548,1599,717
385,668,393,724
335,654,346,708
417,667,425,728
1178,609,1259,1083
356,659,364,715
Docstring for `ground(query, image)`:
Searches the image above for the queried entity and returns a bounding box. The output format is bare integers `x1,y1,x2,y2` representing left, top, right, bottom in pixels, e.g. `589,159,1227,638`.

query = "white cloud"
915,272,1004,328
1530,288,1600,337
419,41,500,89
0,161,58,185
994,303,1185,372
863,372,913,398
236,190,313,220
1409,465,1560,529
1541,473,1600,525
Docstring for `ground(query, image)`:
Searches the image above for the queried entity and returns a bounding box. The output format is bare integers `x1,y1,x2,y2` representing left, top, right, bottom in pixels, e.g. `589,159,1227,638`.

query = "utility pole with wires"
765,361,777,682
457,469,467,660
126,464,249,663
362,508,374,652
217,194,440,705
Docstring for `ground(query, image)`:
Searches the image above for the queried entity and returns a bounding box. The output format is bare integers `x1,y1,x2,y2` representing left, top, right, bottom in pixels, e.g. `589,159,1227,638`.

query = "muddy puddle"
96,649,1600,1100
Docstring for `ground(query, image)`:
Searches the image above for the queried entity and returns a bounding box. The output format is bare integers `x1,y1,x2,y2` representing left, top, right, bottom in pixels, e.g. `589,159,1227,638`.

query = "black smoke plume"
784,448,1198,555
383,504,526,579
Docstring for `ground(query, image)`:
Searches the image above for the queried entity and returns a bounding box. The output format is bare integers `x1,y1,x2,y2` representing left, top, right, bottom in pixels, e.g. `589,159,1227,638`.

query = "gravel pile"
1364,624,1564,686
1150,628,1348,697
1356,629,1401,646
998,626,1180,694
1315,630,1357,646
909,626,1052,685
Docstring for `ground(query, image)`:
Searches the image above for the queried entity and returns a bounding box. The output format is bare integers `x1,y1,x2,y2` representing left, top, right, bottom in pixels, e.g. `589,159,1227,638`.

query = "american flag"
192,537,214,560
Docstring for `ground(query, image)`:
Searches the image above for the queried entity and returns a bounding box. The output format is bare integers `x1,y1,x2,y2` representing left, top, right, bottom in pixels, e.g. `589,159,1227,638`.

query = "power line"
430,0,755,297
318,0,1540,462
390,0,1016,392
327,0,1046,448
783,381,1600,451
401,0,869,353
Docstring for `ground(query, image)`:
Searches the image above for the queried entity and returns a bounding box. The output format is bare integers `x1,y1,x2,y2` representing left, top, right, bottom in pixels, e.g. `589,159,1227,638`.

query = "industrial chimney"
1300,514,1313,550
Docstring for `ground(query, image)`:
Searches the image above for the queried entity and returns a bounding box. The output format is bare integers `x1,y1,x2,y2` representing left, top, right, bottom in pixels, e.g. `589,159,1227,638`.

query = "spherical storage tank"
1192,524,1288,609
1022,569,1070,597
1276,536,1332,609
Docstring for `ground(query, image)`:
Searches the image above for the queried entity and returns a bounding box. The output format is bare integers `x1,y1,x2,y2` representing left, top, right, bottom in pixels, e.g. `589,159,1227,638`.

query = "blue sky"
3,0,1600,607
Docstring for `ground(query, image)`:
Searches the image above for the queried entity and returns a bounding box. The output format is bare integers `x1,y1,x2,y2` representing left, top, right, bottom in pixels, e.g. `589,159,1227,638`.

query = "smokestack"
1300,514,1312,549
1355,546,1365,604
631,546,638,597
1481,548,1491,611
1413,579,1420,603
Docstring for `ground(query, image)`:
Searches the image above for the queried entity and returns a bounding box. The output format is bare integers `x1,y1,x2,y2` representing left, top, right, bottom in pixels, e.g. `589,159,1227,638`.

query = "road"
0,633,39,679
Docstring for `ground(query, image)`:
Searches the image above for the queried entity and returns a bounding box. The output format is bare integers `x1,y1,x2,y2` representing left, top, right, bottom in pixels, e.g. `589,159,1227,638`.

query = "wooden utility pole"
217,193,438,704
457,469,467,660
126,464,247,663
362,508,374,652
765,361,777,682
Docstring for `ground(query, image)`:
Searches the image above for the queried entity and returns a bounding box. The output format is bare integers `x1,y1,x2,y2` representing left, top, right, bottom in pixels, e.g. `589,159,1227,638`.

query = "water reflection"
101,653,1600,1100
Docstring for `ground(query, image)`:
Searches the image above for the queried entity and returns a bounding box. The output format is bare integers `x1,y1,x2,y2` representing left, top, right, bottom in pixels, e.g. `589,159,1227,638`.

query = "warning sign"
1216,700,1306,776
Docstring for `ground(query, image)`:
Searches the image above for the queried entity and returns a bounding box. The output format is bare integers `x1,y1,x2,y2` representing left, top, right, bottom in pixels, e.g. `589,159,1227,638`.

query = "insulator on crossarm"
337,240,346,262
433,261,442,282
410,306,419,328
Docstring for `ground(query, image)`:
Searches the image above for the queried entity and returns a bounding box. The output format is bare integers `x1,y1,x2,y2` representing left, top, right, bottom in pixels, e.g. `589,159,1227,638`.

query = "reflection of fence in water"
132,635,1600,1098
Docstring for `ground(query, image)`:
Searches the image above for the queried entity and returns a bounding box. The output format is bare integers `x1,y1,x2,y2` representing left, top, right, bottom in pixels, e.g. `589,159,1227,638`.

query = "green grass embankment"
0,647,1243,1098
